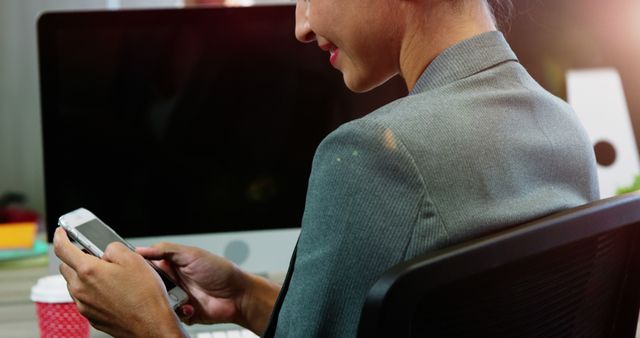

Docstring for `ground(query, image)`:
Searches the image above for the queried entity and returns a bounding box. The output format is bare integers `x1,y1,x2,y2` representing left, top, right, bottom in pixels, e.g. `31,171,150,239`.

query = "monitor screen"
38,5,407,243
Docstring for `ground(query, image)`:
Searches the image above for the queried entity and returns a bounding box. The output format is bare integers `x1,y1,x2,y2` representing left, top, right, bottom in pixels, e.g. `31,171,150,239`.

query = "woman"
54,0,598,336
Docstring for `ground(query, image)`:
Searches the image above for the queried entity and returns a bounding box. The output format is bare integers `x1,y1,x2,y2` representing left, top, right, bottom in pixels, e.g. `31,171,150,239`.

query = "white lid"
30,274,74,303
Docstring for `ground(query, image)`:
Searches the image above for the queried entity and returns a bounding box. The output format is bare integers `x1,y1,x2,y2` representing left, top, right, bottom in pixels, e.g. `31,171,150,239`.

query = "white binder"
567,68,639,198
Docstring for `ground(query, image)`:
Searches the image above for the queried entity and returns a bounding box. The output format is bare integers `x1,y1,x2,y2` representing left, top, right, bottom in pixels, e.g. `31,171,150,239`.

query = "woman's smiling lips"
329,47,339,67
319,43,339,67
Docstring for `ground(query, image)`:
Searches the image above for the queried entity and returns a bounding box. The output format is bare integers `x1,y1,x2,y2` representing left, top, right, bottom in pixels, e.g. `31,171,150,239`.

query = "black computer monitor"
38,4,407,273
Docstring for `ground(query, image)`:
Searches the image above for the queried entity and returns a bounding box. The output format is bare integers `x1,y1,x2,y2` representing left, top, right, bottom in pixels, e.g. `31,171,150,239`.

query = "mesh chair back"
358,193,640,338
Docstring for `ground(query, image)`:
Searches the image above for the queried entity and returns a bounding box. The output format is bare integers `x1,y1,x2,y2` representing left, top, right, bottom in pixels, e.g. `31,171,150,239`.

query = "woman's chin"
342,71,395,94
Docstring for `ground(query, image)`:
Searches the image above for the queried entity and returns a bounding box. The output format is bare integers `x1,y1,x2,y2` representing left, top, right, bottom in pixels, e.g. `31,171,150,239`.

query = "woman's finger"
136,246,165,260
53,227,100,270
177,304,195,324
102,241,137,264
58,261,78,283
139,242,195,267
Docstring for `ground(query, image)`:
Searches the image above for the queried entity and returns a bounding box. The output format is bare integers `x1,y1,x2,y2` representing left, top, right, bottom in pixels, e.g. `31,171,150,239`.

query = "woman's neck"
398,0,497,91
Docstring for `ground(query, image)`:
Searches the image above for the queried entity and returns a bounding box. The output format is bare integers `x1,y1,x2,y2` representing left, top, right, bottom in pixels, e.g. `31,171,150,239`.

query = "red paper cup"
31,275,90,338
35,302,90,338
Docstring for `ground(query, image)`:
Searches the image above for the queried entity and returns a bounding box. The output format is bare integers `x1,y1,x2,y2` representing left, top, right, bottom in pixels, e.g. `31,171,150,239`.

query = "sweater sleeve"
273,118,441,337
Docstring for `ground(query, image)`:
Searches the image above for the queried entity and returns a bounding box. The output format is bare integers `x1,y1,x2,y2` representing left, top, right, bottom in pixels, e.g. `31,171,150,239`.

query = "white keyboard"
194,328,259,338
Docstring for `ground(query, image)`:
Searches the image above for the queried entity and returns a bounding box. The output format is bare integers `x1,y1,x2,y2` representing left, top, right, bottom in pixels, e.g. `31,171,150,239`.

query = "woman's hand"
137,242,281,334
53,227,186,338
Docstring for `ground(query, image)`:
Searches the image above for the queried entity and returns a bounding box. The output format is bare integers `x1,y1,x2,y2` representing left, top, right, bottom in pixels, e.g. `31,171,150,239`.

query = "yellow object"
0,222,37,249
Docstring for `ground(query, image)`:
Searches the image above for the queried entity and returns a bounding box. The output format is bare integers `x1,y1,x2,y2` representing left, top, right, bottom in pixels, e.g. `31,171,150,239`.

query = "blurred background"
2,0,640,216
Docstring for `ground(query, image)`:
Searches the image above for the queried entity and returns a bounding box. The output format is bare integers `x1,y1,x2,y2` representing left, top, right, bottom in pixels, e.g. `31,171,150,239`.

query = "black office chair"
358,193,640,338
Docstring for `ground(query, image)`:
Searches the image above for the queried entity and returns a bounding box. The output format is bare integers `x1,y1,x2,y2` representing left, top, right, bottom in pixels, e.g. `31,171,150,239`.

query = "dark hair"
486,0,514,31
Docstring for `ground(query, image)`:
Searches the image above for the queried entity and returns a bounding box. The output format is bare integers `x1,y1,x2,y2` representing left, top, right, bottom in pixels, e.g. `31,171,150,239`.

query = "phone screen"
75,219,178,291
76,219,127,252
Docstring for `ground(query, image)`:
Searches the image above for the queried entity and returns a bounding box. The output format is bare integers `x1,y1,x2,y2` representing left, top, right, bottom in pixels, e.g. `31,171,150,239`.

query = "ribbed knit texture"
270,31,599,337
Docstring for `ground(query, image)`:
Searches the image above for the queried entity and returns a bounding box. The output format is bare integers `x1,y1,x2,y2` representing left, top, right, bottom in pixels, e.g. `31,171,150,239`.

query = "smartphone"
58,208,189,310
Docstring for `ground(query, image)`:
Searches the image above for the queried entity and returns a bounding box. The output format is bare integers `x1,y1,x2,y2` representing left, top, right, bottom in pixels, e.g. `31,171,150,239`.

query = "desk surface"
3,261,640,338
